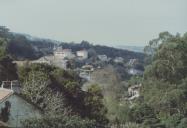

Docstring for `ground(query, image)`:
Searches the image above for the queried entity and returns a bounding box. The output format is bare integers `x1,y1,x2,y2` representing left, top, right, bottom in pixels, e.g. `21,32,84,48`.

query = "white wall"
0,94,42,127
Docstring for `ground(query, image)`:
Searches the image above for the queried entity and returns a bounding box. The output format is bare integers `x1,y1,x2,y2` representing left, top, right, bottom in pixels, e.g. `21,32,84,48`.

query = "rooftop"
55,47,63,52
77,49,87,52
63,49,72,52
0,121,8,127
0,88,13,103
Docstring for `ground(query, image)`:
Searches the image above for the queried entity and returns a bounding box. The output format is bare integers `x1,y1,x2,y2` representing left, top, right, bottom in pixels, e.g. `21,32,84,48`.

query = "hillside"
59,41,145,61
115,45,144,53
0,26,144,61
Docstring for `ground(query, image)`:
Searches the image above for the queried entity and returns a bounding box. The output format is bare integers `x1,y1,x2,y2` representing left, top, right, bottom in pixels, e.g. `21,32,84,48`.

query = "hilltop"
0,26,144,61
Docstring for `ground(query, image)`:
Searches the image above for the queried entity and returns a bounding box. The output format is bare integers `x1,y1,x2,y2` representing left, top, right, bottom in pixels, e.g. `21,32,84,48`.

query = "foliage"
164,114,182,128
140,32,187,127
177,118,187,128
0,38,7,59
0,26,51,60
83,84,108,125
114,32,187,127
21,70,65,114
123,122,145,128
19,63,108,125
22,115,95,128
0,101,11,122
144,32,187,83
0,56,18,81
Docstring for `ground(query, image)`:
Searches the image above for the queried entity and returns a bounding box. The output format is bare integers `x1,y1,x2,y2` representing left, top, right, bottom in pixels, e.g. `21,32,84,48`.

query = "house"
62,49,75,59
128,68,143,75
79,65,94,81
54,46,64,58
114,57,124,63
98,55,108,61
128,84,142,100
54,47,74,59
81,65,94,72
76,50,88,59
54,47,75,59
128,59,138,66
0,81,42,127
31,56,52,65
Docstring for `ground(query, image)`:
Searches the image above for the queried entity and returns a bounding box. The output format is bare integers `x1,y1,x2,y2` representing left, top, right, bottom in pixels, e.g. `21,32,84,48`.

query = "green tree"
0,38,7,59
84,84,109,125
177,118,187,128
0,56,18,81
1,101,11,122
138,32,187,127
22,115,95,128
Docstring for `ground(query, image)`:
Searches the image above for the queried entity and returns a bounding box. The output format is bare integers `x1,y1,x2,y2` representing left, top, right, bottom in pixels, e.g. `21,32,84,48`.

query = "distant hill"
115,45,144,53
59,41,145,61
0,26,145,61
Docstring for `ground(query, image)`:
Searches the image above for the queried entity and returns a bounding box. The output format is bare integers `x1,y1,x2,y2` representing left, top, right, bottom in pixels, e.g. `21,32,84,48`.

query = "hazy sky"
0,0,186,46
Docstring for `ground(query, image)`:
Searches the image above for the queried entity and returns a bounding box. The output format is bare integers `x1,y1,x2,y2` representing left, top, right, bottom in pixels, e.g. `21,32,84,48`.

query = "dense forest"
108,32,187,128
18,63,108,127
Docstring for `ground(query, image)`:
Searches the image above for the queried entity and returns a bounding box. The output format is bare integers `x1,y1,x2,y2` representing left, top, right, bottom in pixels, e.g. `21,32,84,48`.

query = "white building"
128,59,138,66
98,55,108,61
128,68,143,75
54,46,64,58
62,49,75,59
114,57,124,63
54,47,74,59
31,56,52,65
76,50,88,59
128,84,142,100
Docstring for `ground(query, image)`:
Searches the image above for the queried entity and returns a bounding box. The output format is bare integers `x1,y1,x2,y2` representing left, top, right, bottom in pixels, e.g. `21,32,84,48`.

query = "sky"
0,0,186,46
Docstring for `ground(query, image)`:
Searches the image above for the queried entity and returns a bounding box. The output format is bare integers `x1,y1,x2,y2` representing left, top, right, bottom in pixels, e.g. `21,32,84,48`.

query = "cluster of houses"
54,46,88,60
32,46,130,67
0,44,146,127
32,46,89,69
14,46,143,83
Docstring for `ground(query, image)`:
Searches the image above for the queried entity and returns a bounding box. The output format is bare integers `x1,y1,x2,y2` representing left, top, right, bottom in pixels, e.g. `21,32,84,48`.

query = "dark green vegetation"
111,32,187,128
0,26,55,60
0,101,11,122
0,43,108,127
18,63,108,127
0,37,18,81
22,115,96,128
